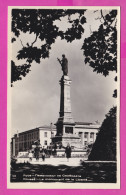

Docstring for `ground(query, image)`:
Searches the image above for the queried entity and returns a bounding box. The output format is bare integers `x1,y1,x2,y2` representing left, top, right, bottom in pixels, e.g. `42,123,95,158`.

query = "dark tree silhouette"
11,9,86,85
11,9,117,85
11,61,31,86
82,10,117,98
82,10,117,77
88,106,117,161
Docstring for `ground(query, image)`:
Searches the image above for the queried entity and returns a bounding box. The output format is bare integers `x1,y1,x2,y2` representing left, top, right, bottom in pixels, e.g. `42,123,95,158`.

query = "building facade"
11,122,100,157
75,122,99,147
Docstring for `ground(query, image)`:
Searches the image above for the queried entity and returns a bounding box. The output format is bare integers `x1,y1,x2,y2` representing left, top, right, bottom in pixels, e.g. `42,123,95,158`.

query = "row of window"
78,132,98,139
44,132,54,137
16,141,33,149
16,140,48,151
19,131,39,141
18,131,55,140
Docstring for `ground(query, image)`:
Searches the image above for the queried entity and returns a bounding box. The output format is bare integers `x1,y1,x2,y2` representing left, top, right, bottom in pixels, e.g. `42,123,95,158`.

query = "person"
57,54,68,76
41,146,46,161
65,143,72,162
59,142,62,149
53,143,57,156
28,150,33,161
34,145,40,161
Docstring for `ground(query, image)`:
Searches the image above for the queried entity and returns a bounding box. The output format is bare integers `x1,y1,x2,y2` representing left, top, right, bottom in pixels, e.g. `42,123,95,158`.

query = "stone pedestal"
52,75,82,148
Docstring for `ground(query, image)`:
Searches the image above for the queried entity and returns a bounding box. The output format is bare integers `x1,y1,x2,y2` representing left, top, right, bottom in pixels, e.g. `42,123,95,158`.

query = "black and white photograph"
8,6,120,189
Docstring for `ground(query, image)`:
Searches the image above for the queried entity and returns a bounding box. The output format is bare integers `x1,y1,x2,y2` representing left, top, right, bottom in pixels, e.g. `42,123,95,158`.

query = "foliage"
11,9,86,84
82,10,117,77
11,9,118,84
88,106,117,161
11,60,31,86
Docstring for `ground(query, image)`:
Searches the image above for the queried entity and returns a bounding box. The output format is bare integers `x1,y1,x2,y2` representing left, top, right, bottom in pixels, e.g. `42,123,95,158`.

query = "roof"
13,125,56,137
75,122,100,125
75,122,93,125
13,121,100,138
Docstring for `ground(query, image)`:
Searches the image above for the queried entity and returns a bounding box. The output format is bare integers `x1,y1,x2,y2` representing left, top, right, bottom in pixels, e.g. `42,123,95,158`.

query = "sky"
10,9,118,136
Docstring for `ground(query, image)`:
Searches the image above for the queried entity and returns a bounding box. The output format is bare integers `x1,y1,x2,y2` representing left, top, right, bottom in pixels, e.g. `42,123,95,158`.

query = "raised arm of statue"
57,58,61,64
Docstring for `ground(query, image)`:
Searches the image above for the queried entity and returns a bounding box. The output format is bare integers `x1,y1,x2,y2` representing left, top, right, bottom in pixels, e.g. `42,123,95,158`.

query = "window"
44,140,47,145
33,132,35,138
51,132,54,137
24,134,27,141
84,141,87,146
90,133,94,139
44,132,47,137
65,127,73,134
84,133,88,138
78,132,82,137
36,131,39,139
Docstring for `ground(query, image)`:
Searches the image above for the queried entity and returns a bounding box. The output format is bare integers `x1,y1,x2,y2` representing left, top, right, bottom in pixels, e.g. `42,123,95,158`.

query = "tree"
88,106,117,161
82,10,117,77
82,10,117,97
11,9,118,85
11,60,31,86
11,9,86,85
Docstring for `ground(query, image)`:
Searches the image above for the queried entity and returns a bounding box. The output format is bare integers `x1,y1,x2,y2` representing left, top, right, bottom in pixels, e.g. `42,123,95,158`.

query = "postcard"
7,6,121,189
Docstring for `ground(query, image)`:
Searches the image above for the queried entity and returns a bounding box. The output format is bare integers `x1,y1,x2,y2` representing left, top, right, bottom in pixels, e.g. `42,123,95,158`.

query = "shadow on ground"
11,161,116,183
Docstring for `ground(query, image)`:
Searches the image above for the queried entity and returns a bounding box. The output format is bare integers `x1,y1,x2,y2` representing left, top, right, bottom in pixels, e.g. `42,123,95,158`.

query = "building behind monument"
11,56,100,157
11,122,100,157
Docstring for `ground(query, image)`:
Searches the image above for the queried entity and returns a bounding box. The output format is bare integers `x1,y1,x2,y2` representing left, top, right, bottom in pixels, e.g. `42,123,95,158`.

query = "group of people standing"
29,146,46,161
28,143,72,162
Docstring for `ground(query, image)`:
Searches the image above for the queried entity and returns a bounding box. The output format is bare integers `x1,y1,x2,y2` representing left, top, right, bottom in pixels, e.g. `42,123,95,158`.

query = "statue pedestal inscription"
52,75,82,148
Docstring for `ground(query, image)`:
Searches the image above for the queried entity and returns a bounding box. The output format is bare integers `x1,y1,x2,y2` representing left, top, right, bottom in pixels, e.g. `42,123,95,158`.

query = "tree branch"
95,10,104,23
89,25,93,34
20,39,24,47
101,10,116,27
93,10,99,13
31,34,38,46
101,10,105,21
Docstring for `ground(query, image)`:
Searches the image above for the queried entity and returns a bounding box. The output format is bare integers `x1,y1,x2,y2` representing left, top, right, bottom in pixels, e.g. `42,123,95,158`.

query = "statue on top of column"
57,54,68,76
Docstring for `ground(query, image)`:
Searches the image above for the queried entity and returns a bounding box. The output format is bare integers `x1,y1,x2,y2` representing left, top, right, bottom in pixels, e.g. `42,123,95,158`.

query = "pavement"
16,157,87,166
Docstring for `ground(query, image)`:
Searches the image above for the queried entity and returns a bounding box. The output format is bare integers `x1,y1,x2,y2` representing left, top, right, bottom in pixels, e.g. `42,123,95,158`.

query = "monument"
52,55,82,148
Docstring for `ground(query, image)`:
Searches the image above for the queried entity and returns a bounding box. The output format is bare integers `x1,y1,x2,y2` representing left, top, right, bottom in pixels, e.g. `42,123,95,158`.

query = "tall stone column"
87,132,90,144
59,76,74,121
56,75,75,136
52,75,82,148
81,132,84,146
